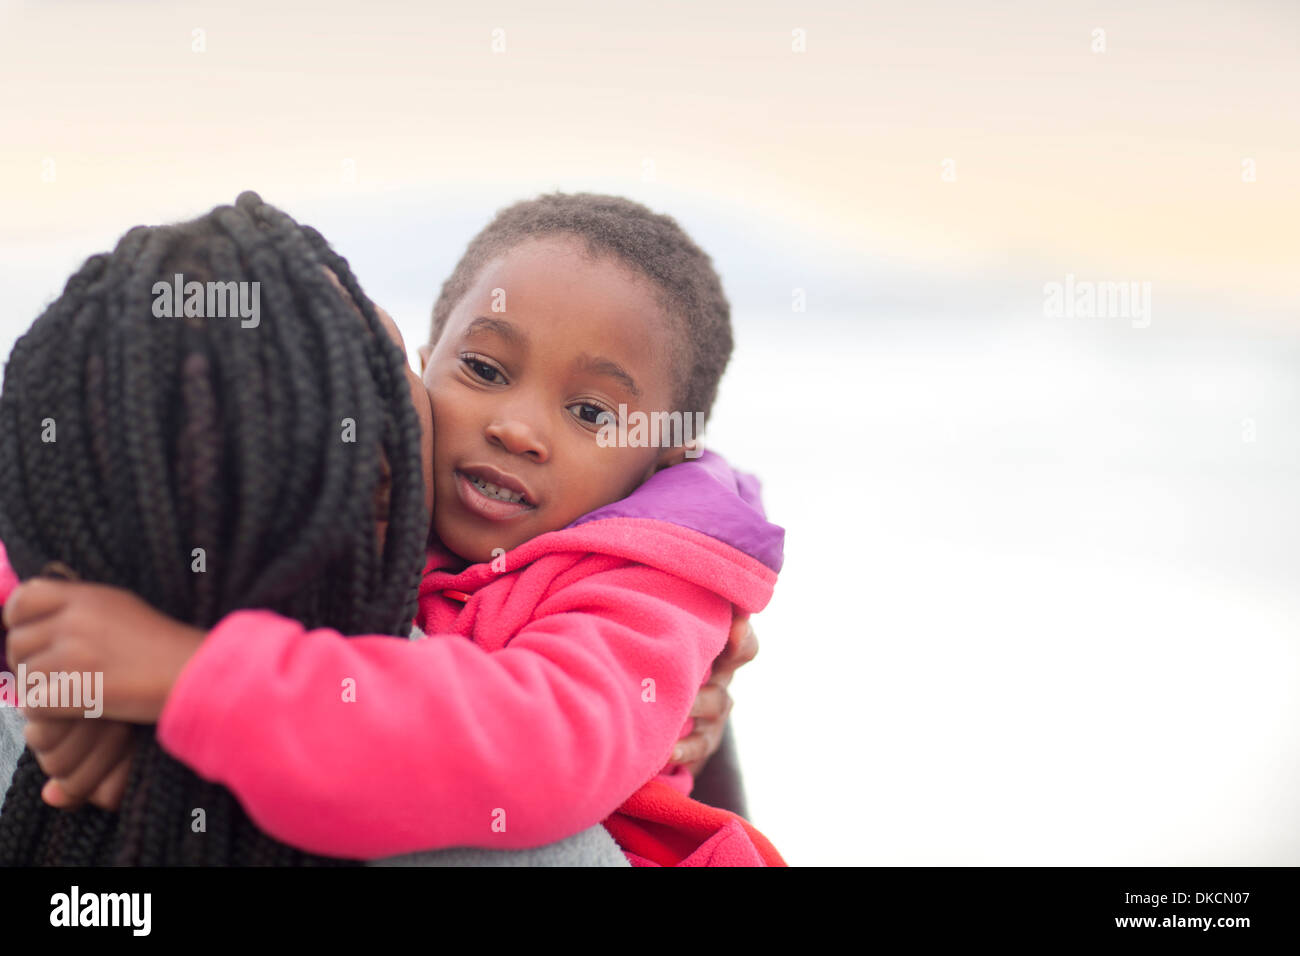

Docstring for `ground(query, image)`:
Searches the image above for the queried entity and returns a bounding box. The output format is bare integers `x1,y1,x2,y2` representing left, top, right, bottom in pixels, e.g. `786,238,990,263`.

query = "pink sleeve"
0,541,15,706
0,540,18,603
156,561,730,858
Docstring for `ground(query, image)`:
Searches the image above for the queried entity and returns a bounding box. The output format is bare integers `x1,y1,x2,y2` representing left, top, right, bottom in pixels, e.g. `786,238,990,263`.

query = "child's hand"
23,714,135,812
672,611,758,776
3,578,206,723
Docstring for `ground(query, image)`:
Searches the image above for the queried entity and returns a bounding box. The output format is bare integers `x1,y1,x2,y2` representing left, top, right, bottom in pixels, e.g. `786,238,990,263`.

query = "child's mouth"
454,469,536,521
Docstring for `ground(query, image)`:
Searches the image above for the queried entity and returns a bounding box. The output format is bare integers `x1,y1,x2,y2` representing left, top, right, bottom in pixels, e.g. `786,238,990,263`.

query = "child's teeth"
469,474,525,504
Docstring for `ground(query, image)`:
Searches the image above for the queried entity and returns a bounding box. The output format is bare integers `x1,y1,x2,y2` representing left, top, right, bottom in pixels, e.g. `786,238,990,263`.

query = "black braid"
0,190,427,865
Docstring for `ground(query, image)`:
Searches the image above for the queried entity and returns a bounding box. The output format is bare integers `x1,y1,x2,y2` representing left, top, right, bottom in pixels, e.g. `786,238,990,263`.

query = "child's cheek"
426,376,469,491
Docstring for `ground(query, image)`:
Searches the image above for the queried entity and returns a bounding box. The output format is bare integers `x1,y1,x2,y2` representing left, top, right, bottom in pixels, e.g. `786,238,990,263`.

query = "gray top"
0,705,627,866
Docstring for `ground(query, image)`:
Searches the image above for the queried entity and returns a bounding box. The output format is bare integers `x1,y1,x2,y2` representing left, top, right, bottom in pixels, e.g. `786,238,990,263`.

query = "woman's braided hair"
0,191,428,864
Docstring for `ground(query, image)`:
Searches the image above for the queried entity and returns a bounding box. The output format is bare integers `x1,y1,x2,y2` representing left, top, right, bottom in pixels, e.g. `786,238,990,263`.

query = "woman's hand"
3,578,206,723
672,610,759,776
22,714,135,812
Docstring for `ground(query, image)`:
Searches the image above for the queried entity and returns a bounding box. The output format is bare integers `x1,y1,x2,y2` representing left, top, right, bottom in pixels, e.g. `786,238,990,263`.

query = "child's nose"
485,417,548,462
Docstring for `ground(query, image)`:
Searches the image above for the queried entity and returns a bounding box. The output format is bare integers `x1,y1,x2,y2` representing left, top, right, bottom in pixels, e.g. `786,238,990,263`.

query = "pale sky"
1,0,1296,317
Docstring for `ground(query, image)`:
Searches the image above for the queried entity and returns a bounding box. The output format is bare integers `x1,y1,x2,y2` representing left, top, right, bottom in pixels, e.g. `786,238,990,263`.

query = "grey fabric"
370,823,630,867
0,706,628,865
0,705,24,815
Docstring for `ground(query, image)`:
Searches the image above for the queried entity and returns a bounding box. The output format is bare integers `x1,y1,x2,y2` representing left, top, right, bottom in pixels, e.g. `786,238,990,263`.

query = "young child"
5,193,786,865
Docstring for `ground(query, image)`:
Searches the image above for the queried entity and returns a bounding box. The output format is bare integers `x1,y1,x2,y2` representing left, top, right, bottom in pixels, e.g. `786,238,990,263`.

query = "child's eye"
461,355,504,384
570,402,614,427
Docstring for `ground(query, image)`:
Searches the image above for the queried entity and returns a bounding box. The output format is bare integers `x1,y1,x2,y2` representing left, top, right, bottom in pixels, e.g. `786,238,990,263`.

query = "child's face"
418,235,687,565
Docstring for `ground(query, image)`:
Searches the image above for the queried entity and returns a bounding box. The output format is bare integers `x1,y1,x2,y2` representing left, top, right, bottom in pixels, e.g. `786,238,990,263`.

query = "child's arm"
5,562,730,859
164,561,729,857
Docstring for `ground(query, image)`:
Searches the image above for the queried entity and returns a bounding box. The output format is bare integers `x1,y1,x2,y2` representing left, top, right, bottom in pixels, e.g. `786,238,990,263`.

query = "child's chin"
438,524,509,566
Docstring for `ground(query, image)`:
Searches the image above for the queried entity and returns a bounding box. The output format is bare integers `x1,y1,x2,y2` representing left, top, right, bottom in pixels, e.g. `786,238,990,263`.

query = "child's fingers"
16,649,95,718
673,713,731,775
708,617,758,688
671,731,710,767
689,683,730,720
29,718,101,779
726,610,749,644
45,723,133,805
728,616,758,665
22,715,76,753
5,618,57,672
2,579,69,631
41,778,83,810
18,688,91,720
87,754,132,813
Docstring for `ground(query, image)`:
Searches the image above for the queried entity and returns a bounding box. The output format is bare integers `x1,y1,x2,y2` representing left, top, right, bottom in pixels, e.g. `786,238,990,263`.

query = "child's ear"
649,442,691,477
417,343,431,374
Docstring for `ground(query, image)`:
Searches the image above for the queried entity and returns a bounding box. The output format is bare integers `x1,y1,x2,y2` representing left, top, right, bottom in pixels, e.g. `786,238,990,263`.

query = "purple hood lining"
564,449,785,574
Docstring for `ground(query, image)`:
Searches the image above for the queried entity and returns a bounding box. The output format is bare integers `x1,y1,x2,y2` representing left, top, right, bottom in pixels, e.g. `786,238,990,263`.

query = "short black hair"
429,192,733,427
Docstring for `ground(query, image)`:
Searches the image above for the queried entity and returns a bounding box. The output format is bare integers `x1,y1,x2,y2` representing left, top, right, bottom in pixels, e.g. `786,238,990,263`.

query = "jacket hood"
564,448,784,574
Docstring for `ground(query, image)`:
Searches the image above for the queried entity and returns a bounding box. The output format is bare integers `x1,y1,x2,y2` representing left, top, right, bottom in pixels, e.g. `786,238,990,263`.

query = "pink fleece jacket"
139,448,784,859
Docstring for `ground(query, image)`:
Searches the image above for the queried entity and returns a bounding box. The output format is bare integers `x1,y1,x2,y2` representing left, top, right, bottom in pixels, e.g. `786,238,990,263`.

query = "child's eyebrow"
573,353,641,398
465,316,526,348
